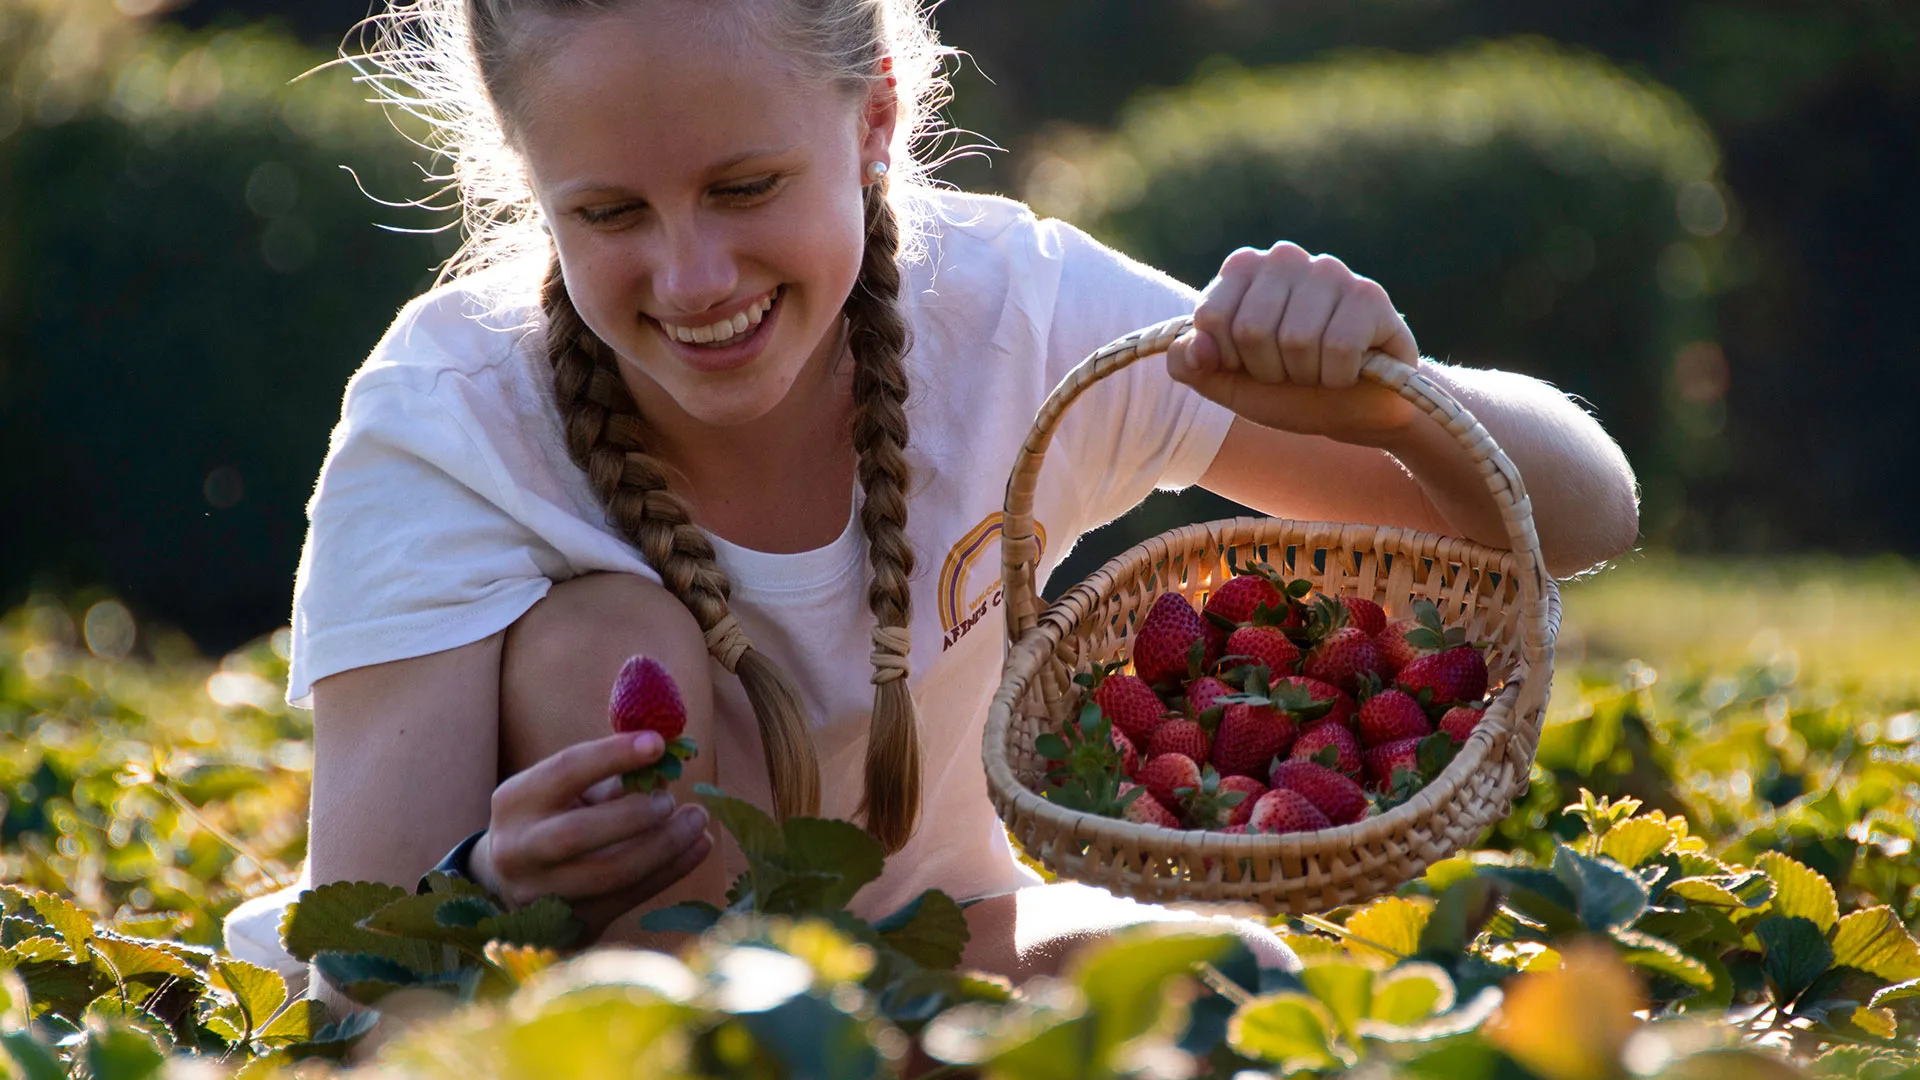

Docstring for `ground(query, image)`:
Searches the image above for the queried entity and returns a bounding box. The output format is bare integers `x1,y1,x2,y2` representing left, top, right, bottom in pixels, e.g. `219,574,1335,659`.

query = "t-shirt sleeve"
286,367,556,708
1034,217,1236,530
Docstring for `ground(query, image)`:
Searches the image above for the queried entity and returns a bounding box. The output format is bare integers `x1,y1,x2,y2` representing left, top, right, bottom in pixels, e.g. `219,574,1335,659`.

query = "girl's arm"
1170,243,1639,579
1193,365,1640,579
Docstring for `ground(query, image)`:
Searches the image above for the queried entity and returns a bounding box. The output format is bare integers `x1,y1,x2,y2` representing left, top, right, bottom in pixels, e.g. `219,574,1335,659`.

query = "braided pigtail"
845,180,920,853
539,255,822,820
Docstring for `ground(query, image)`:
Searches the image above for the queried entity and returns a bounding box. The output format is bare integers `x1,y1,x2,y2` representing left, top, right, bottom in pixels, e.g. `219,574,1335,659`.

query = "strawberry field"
0,555,1916,1078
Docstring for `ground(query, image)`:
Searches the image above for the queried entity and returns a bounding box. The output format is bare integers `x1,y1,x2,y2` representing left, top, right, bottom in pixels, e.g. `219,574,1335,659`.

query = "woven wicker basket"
983,315,1561,914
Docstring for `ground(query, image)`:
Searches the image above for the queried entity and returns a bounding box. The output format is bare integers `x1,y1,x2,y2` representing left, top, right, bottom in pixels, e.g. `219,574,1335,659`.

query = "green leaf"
1419,877,1500,956
1477,865,1580,931
1367,963,1455,1025
1757,852,1838,933
311,952,463,1006
1297,958,1374,1043
1830,907,1920,982
1869,978,1920,1007
872,890,970,971
212,957,287,1035
256,999,330,1045
1229,992,1343,1072
1343,896,1430,963
0,1030,64,1080
84,997,174,1053
1550,845,1648,932
26,892,94,956
282,881,444,973
477,897,582,950
359,892,494,948
1599,818,1673,868
88,934,200,985
694,784,784,864
1848,1006,1898,1039
286,1009,381,1061
781,817,886,909
84,1021,167,1080
1610,928,1715,993
1035,733,1069,760
1,937,70,965
639,901,725,935
759,870,853,915
1755,915,1836,1006
1071,927,1234,1065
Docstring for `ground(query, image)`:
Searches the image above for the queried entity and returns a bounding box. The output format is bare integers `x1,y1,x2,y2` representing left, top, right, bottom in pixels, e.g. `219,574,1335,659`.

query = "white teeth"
660,290,777,347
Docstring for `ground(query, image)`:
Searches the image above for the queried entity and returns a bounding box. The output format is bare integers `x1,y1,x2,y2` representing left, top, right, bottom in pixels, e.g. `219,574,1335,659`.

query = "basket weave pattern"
983,316,1562,913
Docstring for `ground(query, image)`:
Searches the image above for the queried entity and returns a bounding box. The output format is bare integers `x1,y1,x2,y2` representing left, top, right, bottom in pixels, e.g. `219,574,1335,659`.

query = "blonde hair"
349,0,956,850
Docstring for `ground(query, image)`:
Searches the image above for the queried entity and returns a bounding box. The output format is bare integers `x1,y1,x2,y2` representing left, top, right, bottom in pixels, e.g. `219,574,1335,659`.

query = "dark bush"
0,17,445,649
1033,40,1734,591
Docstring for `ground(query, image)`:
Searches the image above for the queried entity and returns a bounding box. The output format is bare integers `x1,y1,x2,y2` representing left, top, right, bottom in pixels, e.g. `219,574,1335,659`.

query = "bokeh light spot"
84,600,137,660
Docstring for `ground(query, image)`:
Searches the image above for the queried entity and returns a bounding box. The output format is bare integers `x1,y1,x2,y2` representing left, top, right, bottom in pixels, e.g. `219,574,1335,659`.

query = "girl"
225,0,1639,996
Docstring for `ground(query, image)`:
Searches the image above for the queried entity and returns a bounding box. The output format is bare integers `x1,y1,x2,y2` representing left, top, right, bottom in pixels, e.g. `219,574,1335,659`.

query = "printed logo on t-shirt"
937,512,1047,651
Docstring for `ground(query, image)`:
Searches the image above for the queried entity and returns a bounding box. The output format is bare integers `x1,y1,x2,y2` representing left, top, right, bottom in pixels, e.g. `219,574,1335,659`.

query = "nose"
652,214,738,317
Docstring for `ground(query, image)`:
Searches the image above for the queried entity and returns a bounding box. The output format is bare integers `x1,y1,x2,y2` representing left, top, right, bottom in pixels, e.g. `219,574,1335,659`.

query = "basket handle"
1000,314,1554,664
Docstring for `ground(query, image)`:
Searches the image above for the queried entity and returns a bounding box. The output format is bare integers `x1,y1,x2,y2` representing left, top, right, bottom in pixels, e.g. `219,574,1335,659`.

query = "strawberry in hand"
609,655,699,794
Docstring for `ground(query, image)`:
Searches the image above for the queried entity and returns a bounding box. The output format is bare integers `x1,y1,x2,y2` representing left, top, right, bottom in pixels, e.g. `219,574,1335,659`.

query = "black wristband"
417,827,488,895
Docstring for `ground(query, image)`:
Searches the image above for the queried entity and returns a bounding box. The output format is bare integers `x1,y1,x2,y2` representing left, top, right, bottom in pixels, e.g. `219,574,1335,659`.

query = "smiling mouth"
656,288,778,348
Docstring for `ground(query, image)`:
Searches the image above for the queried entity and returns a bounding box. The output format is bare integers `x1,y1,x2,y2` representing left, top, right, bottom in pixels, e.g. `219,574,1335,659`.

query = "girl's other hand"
469,730,713,942
1165,242,1423,447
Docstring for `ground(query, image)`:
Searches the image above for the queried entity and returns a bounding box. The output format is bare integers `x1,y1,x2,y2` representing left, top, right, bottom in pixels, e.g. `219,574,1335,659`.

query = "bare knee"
499,573,713,775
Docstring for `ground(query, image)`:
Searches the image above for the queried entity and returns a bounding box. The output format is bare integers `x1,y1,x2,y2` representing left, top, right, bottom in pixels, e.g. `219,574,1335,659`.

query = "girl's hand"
469,731,714,942
1165,243,1423,448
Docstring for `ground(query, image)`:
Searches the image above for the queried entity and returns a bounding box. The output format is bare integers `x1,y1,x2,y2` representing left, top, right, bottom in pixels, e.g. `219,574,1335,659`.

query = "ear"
858,58,900,171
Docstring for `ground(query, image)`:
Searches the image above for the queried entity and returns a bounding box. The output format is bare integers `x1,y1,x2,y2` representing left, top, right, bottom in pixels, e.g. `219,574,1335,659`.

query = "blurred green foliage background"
2,0,1915,651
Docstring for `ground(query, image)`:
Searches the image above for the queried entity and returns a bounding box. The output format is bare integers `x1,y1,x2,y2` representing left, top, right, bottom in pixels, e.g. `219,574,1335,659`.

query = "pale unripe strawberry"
1396,646,1489,706
1120,783,1181,829
1093,674,1167,744
1139,753,1202,810
608,656,687,741
1337,595,1387,637
1439,703,1486,743
1357,689,1433,749
1223,625,1301,678
1148,718,1211,763
1290,719,1361,777
1247,788,1330,835
1131,592,1207,686
1269,760,1370,825
1110,728,1140,777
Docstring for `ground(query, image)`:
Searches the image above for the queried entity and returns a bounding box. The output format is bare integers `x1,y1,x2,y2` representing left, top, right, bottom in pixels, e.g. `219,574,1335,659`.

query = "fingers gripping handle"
997,313,1552,692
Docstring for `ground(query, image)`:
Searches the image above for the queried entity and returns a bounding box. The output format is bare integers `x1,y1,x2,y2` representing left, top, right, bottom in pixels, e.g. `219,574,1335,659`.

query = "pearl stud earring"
865,160,889,185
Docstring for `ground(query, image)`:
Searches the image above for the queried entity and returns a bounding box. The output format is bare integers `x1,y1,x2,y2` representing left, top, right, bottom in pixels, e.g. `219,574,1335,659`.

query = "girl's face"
515,5,892,430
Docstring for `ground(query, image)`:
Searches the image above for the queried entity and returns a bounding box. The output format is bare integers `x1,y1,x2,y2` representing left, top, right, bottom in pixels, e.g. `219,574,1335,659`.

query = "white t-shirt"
289,190,1235,917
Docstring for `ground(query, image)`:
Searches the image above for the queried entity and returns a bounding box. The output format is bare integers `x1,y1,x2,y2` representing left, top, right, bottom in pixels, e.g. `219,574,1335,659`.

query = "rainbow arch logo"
937,512,1047,651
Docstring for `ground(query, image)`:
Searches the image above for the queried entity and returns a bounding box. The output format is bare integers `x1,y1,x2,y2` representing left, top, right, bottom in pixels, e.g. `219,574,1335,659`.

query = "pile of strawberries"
1037,563,1499,837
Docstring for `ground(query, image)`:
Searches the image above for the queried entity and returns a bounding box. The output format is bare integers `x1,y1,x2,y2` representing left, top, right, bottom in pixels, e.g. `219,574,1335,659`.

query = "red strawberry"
1396,646,1489,706
1186,676,1234,717
1372,620,1427,678
1110,728,1140,777
1148,718,1210,763
1202,574,1288,661
1222,824,1248,835
1209,702,1296,779
1218,776,1267,827
1357,689,1433,749
1364,737,1424,792
1338,595,1387,636
1275,676,1356,729
608,656,687,740
1268,760,1370,825
1303,627,1380,694
1246,788,1331,835
1139,753,1201,809
1222,625,1301,678
1119,783,1181,829
1093,674,1167,744
1132,593,1208,685
1289,719,1361,777
1439,703,1486,744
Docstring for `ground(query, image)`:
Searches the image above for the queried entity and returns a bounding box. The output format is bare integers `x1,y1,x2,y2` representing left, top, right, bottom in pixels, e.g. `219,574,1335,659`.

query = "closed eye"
716,175,782,202
576,201,642,226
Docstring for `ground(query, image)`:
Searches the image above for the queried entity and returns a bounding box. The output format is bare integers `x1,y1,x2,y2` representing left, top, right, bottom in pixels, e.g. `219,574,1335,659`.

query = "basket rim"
983,513,1563,864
